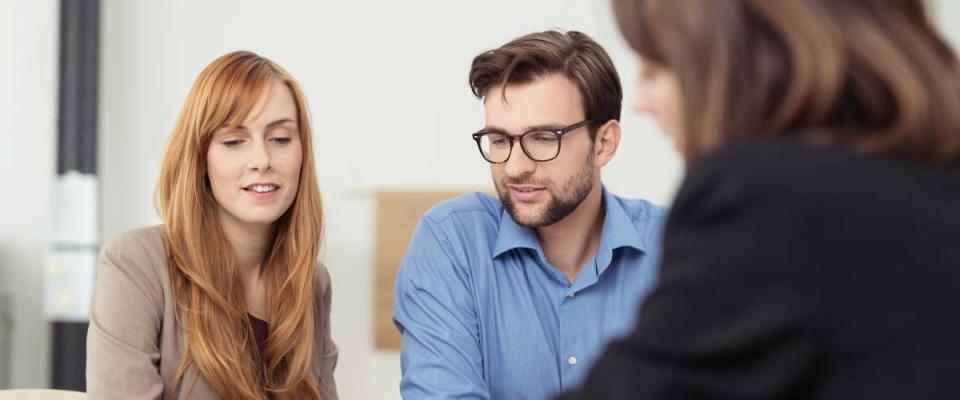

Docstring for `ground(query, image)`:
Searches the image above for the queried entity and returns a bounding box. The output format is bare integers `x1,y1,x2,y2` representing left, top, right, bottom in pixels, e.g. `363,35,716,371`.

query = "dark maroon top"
248,314,268,357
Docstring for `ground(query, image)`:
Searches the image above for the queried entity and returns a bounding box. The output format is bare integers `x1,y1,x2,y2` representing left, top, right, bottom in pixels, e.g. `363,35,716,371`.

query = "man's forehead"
482,102,585,133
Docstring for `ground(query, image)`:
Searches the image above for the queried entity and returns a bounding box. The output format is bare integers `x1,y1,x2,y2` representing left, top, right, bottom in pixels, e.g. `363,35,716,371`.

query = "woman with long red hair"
86,51,336,399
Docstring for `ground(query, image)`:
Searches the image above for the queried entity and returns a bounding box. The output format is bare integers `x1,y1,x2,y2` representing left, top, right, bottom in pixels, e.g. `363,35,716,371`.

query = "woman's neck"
219,212,275,277
219,212,275,319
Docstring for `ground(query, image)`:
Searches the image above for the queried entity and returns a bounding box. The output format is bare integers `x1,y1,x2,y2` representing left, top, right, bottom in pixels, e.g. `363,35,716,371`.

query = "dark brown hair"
469,30,623,137
614,0,960,164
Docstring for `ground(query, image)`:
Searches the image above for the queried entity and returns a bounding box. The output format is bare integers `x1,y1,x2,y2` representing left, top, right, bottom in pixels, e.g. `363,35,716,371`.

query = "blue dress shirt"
393,187,667,400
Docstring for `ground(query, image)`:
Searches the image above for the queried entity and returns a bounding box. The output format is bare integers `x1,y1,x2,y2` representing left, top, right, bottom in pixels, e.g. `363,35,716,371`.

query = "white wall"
0,0,58,389
936,0,960,46
4,0,960,397
97,1,679,399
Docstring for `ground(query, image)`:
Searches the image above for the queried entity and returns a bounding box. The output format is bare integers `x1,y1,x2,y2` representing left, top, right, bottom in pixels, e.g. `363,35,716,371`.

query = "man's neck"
536,183,605,283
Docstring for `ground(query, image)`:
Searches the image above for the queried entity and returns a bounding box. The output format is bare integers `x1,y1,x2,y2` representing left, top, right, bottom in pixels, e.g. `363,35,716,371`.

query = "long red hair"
156,50,324,399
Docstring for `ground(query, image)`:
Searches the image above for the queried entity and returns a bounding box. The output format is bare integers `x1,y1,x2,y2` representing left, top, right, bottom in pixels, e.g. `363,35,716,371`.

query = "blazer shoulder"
99,225,169,287
693,138,877,184
685,139,872,202
102,225,167,257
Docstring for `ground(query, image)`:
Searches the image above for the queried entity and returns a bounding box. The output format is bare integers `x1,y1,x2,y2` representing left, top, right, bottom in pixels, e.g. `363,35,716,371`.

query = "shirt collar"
493,205,542,258
492,186,646,259
598,186,646,254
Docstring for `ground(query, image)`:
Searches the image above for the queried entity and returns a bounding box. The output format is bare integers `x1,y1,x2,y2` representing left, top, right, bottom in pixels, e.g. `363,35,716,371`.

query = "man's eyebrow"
480,122,567,135
525,123,566,132
480,125,509,134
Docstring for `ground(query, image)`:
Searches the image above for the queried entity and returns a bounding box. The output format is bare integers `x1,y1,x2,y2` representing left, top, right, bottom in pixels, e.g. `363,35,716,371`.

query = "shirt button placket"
559,287,577,388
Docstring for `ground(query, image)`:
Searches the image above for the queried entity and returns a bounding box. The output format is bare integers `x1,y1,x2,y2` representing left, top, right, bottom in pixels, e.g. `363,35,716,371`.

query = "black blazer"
559,138,960,400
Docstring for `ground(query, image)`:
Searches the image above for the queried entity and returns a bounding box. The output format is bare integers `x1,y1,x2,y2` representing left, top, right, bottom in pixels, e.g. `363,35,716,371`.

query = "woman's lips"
243,184,280,201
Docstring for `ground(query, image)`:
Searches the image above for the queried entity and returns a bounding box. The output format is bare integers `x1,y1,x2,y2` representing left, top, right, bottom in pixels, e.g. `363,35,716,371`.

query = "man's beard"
497,152,596,228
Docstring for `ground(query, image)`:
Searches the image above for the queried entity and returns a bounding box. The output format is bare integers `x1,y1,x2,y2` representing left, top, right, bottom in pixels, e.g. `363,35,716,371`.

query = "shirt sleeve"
393,217,490,400
557,147,821,400
86,234,165,400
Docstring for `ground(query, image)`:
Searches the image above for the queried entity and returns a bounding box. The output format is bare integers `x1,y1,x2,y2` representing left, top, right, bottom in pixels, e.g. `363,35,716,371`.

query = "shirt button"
567,292,576,299
567,356,578,366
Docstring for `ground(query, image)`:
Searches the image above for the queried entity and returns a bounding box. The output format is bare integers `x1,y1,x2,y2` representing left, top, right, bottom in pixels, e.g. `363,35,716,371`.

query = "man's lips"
508,184,544,192
508,184,546,202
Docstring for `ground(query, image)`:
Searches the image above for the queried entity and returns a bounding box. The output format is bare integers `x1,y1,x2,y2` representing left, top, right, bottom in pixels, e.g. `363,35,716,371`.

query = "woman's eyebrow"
226,118,296,132
265,118,296,129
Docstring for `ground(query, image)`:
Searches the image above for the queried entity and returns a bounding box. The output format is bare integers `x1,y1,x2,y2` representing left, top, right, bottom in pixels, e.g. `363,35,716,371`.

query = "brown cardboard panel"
374,190,476,350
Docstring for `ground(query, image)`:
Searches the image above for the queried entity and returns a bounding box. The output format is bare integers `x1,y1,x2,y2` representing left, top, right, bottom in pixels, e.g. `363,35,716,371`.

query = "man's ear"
594,119,621,168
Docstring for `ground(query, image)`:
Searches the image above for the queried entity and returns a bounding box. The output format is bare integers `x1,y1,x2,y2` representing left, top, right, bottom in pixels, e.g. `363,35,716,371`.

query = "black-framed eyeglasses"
471,119,594,163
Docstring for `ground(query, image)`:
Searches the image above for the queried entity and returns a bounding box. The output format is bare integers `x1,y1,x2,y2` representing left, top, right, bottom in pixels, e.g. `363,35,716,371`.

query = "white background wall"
0,0,59,389
2,1,959,398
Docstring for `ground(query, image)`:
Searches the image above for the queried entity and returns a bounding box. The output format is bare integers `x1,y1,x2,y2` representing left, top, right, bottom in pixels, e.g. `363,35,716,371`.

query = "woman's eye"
271,137,292,144
639,59,664,81
640,67,657,80
222,139,243,147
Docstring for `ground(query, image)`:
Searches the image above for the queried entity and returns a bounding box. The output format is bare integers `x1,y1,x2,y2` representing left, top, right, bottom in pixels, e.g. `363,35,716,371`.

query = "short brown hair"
613,0,960,164
469,30,623,137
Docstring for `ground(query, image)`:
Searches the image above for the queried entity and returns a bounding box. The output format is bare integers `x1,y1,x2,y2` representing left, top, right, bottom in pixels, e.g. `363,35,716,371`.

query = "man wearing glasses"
393,30,667,399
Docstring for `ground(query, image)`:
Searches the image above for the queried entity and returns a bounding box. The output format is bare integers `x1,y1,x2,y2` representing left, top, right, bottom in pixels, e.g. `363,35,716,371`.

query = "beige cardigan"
85,225,338,399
